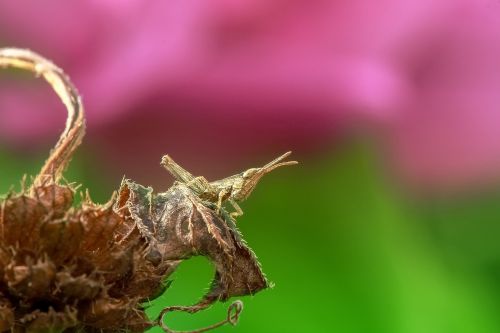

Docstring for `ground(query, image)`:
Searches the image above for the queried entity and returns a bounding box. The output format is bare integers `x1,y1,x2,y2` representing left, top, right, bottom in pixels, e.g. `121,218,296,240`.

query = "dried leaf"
118,180,268,306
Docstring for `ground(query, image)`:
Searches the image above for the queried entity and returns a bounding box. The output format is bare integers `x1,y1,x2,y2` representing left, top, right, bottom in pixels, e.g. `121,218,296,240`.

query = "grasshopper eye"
242,168,258,178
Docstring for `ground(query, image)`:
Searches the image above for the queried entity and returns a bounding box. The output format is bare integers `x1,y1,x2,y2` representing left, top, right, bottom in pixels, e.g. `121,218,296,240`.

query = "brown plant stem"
0,48,85,186
158,301,243,333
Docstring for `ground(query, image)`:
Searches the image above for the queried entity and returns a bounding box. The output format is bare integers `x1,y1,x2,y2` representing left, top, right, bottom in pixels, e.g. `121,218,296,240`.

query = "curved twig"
158,300,243,333
0,48,85,186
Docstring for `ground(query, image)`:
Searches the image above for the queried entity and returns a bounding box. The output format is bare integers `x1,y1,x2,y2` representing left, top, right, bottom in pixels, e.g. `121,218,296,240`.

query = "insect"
161,151,298,218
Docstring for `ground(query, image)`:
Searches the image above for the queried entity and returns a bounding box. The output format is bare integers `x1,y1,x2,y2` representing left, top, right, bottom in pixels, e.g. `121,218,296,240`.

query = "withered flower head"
0,48,288,332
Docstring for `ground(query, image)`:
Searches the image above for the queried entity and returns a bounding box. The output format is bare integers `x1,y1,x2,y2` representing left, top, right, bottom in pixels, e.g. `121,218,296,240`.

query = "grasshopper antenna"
259,151,298,174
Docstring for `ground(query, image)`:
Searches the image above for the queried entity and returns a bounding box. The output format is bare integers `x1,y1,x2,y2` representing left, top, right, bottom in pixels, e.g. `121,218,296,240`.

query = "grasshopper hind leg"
186,176,212,196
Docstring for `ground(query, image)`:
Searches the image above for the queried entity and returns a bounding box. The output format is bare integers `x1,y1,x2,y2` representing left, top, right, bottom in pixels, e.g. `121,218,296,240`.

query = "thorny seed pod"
0,48,296,332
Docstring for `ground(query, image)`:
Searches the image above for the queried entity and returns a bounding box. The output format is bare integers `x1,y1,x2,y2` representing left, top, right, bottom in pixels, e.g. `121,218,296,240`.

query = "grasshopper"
161,151,298,219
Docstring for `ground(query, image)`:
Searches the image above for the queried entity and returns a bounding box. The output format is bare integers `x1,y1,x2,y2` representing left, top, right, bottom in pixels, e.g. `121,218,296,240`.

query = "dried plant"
0,48,296,332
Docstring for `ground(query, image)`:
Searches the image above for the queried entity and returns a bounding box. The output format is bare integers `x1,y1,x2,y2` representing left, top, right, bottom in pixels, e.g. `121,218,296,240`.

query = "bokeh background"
2,1,500,332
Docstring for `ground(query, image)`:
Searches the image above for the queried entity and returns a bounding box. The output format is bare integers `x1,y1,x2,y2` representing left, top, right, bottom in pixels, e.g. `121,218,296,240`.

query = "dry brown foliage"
0,48,269,332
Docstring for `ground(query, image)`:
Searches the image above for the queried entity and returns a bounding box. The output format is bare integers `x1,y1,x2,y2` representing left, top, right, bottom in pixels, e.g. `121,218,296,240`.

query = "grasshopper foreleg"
229,199,244,219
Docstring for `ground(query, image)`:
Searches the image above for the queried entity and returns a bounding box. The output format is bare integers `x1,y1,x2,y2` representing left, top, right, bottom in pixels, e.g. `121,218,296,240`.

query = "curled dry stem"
158,300,244,333
0,48,85,187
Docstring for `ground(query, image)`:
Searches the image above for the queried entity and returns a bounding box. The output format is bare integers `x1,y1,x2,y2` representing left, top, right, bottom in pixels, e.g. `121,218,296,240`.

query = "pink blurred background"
1,0,500,189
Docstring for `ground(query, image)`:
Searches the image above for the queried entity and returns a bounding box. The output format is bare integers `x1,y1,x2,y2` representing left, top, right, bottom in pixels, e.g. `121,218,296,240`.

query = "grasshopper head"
232,151,298,202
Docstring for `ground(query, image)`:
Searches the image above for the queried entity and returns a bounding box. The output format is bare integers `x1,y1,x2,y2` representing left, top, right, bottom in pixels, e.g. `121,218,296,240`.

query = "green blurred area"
1,142,500,333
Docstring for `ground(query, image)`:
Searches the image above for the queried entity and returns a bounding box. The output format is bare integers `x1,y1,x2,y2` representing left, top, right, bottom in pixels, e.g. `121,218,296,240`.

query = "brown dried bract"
0,48,271,332
118,180,268,305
